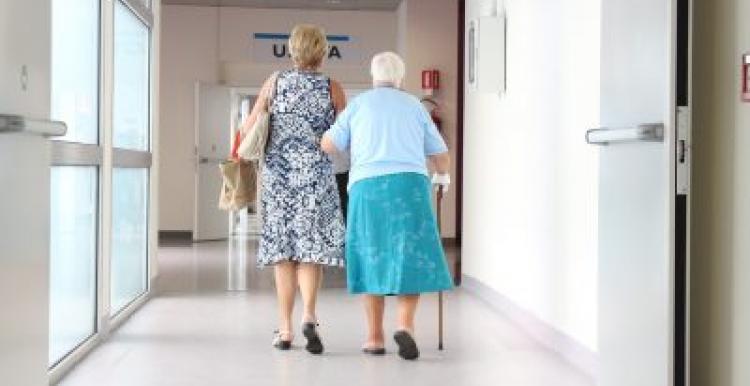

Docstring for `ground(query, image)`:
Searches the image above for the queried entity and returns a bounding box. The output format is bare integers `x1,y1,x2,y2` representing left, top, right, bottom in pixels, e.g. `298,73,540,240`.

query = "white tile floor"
57,239,594,386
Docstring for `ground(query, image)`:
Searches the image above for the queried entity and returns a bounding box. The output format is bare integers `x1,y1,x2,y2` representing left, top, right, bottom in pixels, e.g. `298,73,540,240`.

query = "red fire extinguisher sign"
421,69,440,95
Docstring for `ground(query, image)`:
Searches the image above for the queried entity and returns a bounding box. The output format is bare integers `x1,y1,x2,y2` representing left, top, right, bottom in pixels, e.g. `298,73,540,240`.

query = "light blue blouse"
325,87,448,190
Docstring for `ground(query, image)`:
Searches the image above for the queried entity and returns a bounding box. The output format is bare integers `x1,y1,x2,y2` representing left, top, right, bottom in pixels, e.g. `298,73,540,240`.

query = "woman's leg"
396,295,420,333
394,294,421,360
297,263,323,323
363,295,385,348
298,263,324,354
274,261,297,338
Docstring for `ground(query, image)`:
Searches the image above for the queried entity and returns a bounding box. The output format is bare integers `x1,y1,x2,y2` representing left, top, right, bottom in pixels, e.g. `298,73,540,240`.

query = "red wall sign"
421,69,440,94
743,53,750,102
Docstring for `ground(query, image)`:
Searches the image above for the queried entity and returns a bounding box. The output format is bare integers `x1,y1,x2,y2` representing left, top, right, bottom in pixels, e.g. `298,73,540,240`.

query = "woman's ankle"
278,321,293,335
367,331,385,343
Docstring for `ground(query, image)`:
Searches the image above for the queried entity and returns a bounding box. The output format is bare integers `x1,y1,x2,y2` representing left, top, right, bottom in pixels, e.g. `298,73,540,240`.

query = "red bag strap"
231,131,242,159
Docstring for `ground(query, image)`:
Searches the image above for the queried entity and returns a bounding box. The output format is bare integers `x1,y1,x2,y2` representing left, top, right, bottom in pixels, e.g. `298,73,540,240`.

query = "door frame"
673,0,693,384
455,0,465,285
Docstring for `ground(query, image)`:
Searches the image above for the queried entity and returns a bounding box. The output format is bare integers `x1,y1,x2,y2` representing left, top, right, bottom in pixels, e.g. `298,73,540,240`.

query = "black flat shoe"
302,322,324,354
272,330,292,350
362,347,386,355
393,330,419,360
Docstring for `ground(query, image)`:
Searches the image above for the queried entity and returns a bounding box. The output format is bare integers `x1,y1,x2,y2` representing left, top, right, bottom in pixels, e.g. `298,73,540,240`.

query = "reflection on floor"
57,238,594,386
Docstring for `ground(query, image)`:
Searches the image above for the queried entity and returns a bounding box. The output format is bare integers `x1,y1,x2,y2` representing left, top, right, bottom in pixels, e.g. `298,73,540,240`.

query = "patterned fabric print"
346,172,453,295
257,70,346,267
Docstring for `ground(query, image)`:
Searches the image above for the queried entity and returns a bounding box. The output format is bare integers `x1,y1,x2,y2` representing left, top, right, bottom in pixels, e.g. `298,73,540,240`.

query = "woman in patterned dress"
322,52,453,360
239,24,346,354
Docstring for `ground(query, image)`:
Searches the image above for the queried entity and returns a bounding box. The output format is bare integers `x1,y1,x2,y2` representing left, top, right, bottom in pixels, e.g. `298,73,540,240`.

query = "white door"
594,0,690,385
0,1,55,385
194,83,232,241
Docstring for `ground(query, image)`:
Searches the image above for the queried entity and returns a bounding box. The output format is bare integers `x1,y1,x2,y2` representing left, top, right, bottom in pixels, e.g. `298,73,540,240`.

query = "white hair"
370,52,406,86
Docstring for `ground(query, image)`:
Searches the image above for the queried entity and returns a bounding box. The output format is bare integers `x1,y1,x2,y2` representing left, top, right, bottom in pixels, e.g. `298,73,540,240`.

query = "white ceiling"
160,0,403,11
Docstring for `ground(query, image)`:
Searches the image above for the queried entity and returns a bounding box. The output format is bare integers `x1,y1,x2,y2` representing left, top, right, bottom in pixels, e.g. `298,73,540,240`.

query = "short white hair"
370,52,406,86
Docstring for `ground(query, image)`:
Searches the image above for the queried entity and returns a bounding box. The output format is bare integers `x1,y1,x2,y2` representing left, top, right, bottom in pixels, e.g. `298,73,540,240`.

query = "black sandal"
272,330,292,350
362,346,386,355
393,330,419,360
302,322,324,354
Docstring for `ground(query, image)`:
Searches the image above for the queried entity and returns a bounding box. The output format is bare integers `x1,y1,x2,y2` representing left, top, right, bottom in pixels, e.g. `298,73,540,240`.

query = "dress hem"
257,254,345,269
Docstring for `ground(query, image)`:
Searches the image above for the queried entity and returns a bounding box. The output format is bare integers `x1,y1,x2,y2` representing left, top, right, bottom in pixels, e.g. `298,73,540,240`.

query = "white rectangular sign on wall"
251,33,362,65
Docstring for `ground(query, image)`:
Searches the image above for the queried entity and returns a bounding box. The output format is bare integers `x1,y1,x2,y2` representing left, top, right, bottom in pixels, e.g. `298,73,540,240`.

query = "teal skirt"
346,172,454,295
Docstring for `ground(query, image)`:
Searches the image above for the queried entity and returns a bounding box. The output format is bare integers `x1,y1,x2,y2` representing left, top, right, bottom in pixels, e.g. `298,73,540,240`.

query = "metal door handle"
0,114,67,137
199,156,226,165
586,123,664,145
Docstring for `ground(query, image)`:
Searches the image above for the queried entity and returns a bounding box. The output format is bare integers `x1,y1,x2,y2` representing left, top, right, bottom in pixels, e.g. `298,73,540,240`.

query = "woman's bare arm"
321,79,347,155
428,152,451,174
239,75,275,136
330,79,347,116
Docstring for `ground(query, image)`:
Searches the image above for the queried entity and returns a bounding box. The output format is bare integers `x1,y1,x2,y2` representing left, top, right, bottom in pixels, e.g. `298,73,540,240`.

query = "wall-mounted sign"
252,33,361,65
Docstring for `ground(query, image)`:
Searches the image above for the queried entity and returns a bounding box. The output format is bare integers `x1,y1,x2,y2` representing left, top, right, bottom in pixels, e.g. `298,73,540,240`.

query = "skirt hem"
347,285,453,296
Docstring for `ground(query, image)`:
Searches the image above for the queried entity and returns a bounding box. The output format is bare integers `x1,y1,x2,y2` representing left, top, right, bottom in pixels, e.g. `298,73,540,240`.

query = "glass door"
49,0,101,367
48,0,157,379
110,0,152,315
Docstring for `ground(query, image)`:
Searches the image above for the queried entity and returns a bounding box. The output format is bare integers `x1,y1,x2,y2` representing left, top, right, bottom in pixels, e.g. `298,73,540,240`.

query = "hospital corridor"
1,0,749,386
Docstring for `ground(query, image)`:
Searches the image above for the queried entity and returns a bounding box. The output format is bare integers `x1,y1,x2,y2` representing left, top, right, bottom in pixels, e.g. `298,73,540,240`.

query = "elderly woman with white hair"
321,52,453,360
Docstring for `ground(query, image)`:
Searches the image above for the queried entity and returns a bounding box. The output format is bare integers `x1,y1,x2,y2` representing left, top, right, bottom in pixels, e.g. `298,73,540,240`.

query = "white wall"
462,0,600,350
159,6,220,231
159,5,398,231
691,0,750,384
396,0,407,57
0,0,51,118
398,0,459,238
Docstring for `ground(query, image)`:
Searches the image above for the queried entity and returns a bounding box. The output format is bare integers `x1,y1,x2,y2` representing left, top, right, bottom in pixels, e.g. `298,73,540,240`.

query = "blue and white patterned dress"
257,69,345,267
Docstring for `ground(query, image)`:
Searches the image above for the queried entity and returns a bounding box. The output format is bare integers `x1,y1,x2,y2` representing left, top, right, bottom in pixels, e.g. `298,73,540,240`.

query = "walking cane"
436,185,445,351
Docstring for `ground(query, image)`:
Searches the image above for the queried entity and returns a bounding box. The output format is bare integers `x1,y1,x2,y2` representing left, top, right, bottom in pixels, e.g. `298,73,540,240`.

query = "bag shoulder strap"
328,77,335,114
265,71,281,111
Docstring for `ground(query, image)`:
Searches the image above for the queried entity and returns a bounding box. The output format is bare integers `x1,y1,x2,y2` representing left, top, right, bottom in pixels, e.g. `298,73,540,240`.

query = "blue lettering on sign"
254,33,350,42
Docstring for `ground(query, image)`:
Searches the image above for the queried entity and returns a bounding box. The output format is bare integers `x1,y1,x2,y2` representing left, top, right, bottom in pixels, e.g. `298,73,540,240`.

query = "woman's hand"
320,134,338,155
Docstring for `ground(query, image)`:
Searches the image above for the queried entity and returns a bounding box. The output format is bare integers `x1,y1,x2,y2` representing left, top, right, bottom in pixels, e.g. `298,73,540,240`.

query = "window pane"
49,167,98,366
51,0,99,144
111,168,149,314
113,2,150,151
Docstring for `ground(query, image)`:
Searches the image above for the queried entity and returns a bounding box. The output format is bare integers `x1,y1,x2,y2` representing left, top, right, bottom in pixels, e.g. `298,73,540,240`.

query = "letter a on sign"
329,45,342,59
